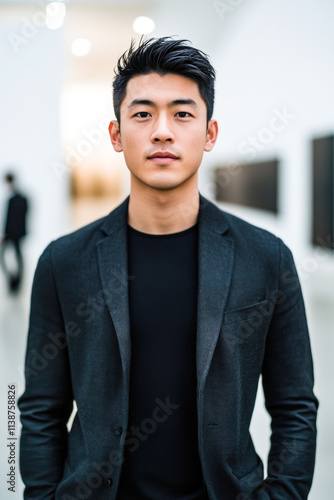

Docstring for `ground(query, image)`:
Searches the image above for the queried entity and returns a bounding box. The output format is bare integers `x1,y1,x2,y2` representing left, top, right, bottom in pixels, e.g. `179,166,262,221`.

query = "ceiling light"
71,38,92,57
133,16,155,35
46,2,66,30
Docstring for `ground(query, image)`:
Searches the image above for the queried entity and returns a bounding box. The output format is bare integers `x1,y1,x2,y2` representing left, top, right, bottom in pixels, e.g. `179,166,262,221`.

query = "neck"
127,182,200,235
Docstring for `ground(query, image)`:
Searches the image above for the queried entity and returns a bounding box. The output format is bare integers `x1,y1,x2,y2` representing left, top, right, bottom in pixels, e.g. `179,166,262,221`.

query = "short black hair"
112,36,215,126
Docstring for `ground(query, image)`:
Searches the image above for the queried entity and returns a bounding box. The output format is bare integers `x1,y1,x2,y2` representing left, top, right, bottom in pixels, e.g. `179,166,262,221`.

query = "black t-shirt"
116,222,208,499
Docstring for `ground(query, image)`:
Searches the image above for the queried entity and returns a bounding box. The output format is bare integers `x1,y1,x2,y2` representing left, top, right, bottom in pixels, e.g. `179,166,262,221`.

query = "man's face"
109,72,218,192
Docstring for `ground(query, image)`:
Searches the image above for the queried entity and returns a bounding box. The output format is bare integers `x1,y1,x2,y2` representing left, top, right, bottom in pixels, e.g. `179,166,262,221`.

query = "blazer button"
113,426,122,436
105,477,112,488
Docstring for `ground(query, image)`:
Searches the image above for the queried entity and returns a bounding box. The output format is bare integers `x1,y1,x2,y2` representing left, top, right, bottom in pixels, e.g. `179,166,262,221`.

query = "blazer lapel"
96,196,132,387
196,194,235,394
95,193,234,398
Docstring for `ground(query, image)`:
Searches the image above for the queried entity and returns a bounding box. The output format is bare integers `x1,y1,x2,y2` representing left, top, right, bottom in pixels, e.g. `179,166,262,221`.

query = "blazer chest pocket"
222,299,272,343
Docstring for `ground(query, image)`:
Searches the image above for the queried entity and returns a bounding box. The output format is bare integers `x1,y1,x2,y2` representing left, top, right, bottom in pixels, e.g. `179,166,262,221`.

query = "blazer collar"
99,192,229,238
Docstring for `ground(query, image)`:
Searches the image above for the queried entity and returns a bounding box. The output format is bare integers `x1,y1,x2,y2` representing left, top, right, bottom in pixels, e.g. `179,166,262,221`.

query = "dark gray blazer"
18,193,318,500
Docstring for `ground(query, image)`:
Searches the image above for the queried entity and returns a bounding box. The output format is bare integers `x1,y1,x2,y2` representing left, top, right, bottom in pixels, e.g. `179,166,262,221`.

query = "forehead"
121,72,205,107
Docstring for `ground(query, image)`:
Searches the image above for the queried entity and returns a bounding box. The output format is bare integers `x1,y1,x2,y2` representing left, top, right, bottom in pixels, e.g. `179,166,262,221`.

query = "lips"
147,151,179,160
147,151,179,164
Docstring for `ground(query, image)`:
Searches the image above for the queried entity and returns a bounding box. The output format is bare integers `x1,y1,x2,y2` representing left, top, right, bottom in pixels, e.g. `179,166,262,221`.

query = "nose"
151,113,174,143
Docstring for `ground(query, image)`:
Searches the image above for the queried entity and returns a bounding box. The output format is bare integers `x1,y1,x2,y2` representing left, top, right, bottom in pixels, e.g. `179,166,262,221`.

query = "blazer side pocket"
223,299,273,325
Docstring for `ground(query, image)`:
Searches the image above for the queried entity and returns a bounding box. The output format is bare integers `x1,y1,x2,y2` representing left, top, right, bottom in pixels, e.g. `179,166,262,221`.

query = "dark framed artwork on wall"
312,134,334,250
214,159,279,214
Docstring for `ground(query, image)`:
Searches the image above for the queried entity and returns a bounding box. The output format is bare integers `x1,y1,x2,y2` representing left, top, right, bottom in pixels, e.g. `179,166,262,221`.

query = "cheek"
123,149,139,168
122,135,142,157
185,133,207,157
184,127,208,148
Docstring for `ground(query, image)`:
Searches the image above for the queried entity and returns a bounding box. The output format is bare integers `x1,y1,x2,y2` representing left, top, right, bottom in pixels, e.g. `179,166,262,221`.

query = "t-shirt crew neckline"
127,222,198,239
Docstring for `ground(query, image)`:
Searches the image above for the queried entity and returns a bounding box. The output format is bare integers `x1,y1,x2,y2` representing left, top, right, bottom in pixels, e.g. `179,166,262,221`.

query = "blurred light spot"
71,38,92,57
133,16,155,35
46,2,66,30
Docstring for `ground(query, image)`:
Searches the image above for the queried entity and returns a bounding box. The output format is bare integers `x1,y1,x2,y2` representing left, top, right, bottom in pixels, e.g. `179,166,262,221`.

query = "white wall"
155,0,334,260
0,19,68,288
208,0,333,241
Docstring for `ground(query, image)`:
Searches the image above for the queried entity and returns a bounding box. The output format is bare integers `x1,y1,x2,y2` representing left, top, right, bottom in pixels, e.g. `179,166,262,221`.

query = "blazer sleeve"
17,242,74,500
257,238,319,499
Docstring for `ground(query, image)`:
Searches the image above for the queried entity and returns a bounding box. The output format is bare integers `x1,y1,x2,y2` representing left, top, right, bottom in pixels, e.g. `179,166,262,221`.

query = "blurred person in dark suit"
0,172,28,293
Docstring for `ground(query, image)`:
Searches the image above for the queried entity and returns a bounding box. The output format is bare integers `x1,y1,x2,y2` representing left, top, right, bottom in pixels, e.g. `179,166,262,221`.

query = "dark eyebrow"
168,99,198,108
127,98,198,109
128,99,155,108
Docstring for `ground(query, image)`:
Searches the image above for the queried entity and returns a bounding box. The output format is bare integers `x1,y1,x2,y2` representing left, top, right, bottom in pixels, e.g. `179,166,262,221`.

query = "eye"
134,112,151,118
175,111,191,118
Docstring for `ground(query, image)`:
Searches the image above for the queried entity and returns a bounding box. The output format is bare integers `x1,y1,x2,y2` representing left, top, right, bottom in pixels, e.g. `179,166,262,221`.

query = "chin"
144,179,186,190
148,183,182,191
143,175,186,189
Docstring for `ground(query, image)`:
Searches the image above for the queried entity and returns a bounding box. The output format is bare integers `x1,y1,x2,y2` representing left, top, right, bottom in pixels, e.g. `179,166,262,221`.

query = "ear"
204,119,218,152
108,120,123,152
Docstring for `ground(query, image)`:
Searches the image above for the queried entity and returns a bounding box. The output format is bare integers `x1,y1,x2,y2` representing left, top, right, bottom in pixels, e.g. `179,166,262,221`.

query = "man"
18,37,318,500
0,172,28,293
